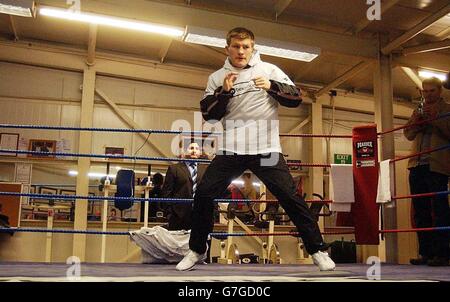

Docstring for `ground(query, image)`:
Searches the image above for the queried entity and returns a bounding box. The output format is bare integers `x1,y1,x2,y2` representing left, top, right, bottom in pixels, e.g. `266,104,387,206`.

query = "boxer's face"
422,83,441,104
226,37,254,68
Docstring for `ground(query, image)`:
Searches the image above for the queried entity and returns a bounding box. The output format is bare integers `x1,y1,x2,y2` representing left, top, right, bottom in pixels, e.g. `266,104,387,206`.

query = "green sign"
334,154,352,164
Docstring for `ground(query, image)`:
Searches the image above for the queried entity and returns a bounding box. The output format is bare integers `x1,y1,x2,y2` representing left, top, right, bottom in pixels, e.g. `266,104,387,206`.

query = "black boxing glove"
267,80,302,108
200,86,234,122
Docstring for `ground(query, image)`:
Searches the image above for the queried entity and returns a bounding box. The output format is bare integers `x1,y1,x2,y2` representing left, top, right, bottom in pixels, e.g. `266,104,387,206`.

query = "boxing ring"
0,113,449,282
0,262,449,282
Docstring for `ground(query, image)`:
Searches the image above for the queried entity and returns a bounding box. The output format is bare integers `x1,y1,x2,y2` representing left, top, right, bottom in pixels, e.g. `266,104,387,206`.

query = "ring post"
352,124,380,245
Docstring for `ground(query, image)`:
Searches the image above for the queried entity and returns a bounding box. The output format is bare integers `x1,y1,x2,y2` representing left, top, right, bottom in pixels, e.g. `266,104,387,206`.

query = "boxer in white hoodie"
177,27,335,271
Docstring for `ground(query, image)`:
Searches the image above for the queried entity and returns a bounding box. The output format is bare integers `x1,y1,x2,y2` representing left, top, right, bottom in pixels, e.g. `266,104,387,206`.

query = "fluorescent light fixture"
69,170,116,179
183,26,320,62
0,0,36,17
39,6,185,38
68,170,78,176
256,37,320,62
418,69,448,82
183,26,227,48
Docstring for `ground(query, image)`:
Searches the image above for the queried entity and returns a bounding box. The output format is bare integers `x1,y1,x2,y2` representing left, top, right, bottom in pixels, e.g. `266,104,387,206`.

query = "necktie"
190,162,197,197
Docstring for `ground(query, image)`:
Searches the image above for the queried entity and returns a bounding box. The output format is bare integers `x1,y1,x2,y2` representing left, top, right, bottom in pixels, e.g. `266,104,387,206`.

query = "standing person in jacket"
404,77,450,267
162,142,207,231
176,27,335,271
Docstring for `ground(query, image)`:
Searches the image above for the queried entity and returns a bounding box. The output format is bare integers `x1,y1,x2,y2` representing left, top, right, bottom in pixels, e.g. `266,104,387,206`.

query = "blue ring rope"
1,226,449,237
0,123,219,136
0,149,211,163
0,227,128,236
1,112,448,135
1,191,448,203
0,191,266,204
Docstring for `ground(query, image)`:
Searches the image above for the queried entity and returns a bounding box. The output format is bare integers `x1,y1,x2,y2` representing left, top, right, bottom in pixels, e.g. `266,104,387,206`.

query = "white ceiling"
0,0,449,100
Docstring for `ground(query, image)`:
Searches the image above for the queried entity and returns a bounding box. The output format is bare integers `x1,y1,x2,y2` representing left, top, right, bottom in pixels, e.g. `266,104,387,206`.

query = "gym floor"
0,262,448,282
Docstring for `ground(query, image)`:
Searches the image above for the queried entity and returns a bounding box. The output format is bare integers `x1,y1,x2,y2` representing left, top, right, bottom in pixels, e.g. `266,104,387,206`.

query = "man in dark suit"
162,142,207,230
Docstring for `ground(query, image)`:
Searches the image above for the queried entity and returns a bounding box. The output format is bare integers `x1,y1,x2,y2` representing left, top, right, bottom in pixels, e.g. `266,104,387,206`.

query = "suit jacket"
403,98,450,176
162,162,207,230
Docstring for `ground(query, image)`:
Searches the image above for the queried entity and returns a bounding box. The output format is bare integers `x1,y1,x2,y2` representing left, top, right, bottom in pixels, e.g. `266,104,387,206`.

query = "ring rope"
0,191,332,204
0,123,350,139
1,226,449,237
211,226,450,237
0,149,211,163
1,113,447,144
391,190,450,200
0,123,219,136
379,227,450,233
377,112,450,136
0,227,128,236
389,144,450,163
279,133,352,138
0,149,329,168
210,231,356,237
3,145,447,168
2,143,446,171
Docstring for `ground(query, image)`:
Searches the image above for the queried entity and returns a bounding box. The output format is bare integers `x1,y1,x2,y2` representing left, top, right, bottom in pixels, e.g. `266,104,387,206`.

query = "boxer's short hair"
226,27,255,45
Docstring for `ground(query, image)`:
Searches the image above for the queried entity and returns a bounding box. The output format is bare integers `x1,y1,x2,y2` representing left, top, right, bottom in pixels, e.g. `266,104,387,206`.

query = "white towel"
376,160,392,204
129,226,191,264
329,164,355,212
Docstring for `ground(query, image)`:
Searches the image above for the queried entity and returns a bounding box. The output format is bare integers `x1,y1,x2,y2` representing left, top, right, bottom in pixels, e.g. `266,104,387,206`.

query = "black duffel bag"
329,238,356,263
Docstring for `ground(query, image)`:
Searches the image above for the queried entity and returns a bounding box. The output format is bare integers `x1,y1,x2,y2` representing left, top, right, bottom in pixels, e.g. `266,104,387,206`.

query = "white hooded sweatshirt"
203,50,296,155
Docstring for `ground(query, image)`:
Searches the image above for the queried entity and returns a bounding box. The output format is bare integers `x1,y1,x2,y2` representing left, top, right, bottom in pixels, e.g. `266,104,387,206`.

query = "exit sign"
334,154,352,164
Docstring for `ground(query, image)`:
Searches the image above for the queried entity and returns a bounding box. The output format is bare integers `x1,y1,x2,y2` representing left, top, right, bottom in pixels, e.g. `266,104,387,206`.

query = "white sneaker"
312,251,336,271
176,250,206,271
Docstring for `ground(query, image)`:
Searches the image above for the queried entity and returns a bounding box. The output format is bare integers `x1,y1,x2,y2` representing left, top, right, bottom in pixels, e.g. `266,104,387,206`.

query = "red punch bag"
352,124,379,245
